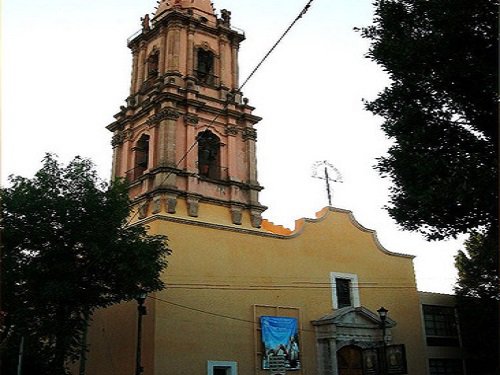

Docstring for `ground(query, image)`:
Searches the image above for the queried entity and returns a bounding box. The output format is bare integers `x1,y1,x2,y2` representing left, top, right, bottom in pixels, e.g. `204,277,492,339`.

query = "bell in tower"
107,0,266,228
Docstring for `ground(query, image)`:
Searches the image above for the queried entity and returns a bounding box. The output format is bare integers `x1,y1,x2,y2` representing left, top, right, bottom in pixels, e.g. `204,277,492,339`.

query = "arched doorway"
337,345,363,375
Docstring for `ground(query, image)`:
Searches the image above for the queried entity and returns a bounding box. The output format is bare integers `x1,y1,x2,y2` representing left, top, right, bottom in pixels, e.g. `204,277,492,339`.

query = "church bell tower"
108,0,266,228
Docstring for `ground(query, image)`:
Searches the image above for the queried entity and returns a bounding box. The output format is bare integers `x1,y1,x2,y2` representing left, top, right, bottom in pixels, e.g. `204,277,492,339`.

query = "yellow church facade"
83,1,428,374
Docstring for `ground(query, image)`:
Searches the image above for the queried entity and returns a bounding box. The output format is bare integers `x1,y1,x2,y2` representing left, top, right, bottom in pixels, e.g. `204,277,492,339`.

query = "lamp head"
377,306,388,322
136,291,147,305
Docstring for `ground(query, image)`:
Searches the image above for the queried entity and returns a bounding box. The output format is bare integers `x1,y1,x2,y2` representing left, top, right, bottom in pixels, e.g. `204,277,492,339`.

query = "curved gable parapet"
331,207,415,259
135,207,413,259
269,206,414,259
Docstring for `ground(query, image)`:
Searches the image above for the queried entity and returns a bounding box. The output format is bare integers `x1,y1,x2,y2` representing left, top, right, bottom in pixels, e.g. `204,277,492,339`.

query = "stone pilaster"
137,42,147,91
231,42,239,89
187,29,195,75
131,50,139,95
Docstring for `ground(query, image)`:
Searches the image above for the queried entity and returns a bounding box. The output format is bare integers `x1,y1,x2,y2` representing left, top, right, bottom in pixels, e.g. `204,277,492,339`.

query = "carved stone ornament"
225,126,238,136
111,131,125,147
138,201,148,219
201,41,210,51
127,96,137,107
166,195,177,214
220,9,231,26
152,196,162,214
147,108,180,125
250,210,262,228
230,206,242,225
242,128,257,142
184,113,199,125
187,196,199,217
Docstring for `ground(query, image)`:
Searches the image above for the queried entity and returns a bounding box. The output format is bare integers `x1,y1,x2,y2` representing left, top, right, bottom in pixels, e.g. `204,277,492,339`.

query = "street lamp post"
377,307,388,375
135,292,147,375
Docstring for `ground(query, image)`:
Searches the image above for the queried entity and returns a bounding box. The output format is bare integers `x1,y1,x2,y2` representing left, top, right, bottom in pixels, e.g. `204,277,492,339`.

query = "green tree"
359,0,498,240
1,154,171,375
455,230,499,375
359,1,498,373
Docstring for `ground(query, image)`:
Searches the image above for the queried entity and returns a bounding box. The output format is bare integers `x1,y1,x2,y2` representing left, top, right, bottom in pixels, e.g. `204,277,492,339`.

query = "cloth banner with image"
260,316,300,370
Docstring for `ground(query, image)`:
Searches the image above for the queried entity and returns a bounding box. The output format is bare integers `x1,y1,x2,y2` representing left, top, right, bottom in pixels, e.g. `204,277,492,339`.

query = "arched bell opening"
197,130,221,180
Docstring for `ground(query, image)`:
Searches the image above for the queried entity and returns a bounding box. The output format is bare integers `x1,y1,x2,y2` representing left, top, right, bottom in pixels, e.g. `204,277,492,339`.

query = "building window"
197,130,221,179
132,134,150,179
429,359,463,375
331,272,360,309
423,305,459,346
196,48,215,85
336,278,351,308
207,361,237,375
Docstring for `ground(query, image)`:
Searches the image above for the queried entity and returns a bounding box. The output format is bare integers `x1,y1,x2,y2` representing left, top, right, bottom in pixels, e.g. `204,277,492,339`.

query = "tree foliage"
360,2,499,372
1,154,171,375
360,0,498,240
455,230,499,374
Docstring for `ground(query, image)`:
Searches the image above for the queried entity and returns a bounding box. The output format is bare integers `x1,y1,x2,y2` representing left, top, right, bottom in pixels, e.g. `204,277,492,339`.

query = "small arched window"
197,130,220,179
133,134,150,179
196,48,214,85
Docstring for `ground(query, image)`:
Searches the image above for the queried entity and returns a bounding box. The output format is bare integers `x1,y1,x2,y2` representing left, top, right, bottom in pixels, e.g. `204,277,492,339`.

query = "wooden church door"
337,345,363,375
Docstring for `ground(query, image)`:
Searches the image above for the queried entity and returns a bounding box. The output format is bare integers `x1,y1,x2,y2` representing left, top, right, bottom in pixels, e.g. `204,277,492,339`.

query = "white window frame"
330,272,360,309
207,360,238,375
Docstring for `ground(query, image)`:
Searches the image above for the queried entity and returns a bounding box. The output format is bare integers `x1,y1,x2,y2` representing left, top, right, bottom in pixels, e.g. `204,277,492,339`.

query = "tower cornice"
128,10,245,51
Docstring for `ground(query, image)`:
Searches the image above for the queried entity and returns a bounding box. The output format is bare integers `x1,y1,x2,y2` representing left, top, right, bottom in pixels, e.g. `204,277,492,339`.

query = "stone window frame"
207,360,238,375
131,133,150,180
330,272,360,310
193,43,218,86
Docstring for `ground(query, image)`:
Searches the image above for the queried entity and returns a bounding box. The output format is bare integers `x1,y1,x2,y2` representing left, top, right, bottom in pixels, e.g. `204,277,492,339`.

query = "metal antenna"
312,160,343,206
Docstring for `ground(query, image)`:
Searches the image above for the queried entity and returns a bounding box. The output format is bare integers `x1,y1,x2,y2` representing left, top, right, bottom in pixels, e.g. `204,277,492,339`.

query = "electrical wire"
148,295,317,334
162,284,418,290
126,0,316,225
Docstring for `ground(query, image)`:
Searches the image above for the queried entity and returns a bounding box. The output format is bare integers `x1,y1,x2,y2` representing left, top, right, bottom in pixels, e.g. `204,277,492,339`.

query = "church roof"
155,0,215,17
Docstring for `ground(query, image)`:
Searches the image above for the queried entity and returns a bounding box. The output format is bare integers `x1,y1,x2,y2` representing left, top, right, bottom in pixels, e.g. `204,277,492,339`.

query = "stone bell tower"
107,0,266,228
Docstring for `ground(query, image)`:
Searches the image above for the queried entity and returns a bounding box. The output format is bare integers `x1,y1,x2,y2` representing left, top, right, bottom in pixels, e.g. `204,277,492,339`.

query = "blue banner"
260,316,300,370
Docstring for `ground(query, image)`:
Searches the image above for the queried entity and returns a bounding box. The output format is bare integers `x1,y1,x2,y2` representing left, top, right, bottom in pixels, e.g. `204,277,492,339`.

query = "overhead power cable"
148,295,317,334
127,0,316,225
162,284,418,291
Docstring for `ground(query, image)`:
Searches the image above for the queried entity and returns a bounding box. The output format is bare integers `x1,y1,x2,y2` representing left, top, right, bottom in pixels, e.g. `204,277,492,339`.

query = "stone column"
163,27,170,73
329,339,338,375
219,36,229,87
153,108,179,168
130,50,139,95
187,29,195,76
158,30,167,75
136,43,147,91
121,136,132,181
243,127,258,186
225,125,238,181
148,110,178,189
231,42,240,89
110,144,121,179
167,23,181,72
148,123,158,169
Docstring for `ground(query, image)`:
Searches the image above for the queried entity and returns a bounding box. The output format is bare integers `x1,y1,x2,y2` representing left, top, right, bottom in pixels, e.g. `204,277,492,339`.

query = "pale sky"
1,0,463,293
